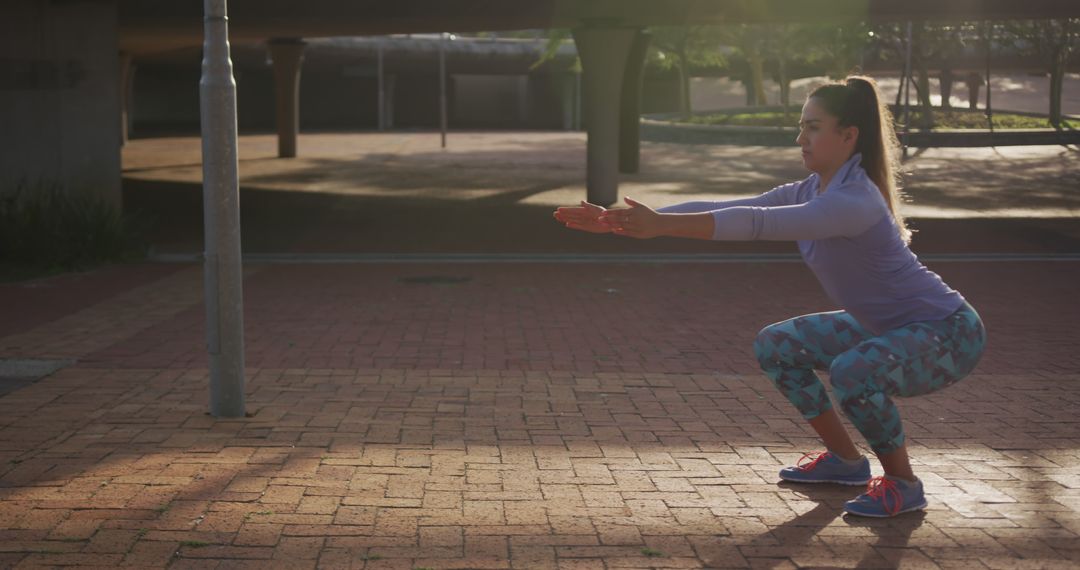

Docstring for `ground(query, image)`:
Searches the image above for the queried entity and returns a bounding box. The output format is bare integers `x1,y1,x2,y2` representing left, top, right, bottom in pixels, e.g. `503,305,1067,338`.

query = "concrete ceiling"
140,36,581,75
119,0,1080,57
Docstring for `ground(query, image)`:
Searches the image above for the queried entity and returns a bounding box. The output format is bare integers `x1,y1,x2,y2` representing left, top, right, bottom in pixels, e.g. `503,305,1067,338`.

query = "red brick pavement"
0,263,185,340
1,260,1079,568
2,260,1074,376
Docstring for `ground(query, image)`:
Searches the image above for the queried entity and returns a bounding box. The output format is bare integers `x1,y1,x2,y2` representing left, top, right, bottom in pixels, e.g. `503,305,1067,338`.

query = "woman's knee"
828,352,867,403
753,326,781,370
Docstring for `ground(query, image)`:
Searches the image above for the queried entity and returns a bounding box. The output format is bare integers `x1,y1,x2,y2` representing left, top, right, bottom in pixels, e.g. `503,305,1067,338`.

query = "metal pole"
439,32,447,148
902,21,913,158
200,0,246,418
377,39,385,131
984,21,994,134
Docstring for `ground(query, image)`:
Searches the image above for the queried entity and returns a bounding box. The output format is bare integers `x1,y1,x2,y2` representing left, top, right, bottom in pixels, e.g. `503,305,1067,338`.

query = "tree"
1002,19,1078,128
770,23,871,118
769,24,799,121
648,26,727,117
532,26,727,118
869,21,970,129
530,28,580,72
723,25,769,107
803,21,873,80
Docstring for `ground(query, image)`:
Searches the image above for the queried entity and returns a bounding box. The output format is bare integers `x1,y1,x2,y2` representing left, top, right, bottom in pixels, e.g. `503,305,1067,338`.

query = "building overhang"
119,0,1080,57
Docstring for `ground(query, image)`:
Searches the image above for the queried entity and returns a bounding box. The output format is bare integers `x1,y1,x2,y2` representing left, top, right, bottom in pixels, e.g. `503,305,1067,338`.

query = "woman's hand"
553,200,612,234
598,197,666,239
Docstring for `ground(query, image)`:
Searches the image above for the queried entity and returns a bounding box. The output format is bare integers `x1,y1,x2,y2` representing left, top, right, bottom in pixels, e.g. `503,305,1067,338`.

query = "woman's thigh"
755,310,875,371
830,302,987,398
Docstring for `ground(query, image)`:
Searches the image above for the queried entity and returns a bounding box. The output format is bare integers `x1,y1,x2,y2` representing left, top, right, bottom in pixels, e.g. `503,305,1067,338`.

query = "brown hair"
808,75,912,244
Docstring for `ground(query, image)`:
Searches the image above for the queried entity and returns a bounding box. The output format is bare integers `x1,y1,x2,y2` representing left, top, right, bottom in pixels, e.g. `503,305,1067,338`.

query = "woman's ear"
842,125,859,149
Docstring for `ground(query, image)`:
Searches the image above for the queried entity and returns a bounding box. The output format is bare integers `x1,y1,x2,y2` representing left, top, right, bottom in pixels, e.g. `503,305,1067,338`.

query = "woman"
552,75,987,517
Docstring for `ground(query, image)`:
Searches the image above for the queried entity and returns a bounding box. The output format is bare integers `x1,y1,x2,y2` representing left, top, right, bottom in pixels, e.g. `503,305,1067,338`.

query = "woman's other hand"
553,200,612,234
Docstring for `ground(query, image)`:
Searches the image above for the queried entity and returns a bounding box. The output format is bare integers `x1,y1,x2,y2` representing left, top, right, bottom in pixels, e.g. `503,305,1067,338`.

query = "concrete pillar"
571,27,638,207
574,71,582,130
619,29,651,175
119,52,135,145
561,73,575,130
269,38,305,158
0,0,122,209
377,40,386,131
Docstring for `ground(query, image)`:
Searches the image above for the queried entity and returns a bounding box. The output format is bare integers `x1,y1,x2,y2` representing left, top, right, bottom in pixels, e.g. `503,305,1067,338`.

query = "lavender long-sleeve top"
658,152,965,335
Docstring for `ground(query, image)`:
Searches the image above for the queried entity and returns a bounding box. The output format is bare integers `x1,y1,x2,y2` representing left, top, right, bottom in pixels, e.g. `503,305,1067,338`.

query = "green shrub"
0,181,149,280
679,108,1075,131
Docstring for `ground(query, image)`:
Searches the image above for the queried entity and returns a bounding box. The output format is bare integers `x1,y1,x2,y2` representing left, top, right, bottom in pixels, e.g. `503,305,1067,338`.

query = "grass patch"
180,540,210,548
0,181,150,282
683,110,801,127
641,547,666,557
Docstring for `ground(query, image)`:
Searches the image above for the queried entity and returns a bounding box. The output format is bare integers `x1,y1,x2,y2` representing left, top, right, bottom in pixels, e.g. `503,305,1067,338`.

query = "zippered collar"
816,152,864,195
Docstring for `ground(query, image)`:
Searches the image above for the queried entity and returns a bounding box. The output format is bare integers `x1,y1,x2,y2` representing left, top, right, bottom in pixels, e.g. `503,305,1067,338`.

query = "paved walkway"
0,133,1078,568
1,259,1078,569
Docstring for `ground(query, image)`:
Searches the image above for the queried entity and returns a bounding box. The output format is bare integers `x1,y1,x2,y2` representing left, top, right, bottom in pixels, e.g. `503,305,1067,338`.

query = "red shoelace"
795,450,833,471
864,476,904,515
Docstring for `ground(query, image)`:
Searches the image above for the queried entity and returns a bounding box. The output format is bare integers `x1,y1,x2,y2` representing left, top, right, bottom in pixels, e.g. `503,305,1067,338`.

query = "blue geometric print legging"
753,300,987,455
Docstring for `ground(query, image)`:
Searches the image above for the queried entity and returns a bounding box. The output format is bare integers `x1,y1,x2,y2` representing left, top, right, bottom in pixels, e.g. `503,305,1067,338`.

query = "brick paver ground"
1,133,1077,568
1,260,1078,569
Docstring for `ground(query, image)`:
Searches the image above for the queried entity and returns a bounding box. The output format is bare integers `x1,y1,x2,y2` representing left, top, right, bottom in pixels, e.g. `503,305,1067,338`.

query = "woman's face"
796,97,857,176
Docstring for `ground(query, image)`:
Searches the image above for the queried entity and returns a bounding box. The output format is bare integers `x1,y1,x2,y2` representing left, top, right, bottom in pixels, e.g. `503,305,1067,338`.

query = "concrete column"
571,27,638,206
376,40,385,131
561,73,575,130
574,71,582,130
619,29,651,174
0,0,122,208
269,38,305,158
119,52,135,145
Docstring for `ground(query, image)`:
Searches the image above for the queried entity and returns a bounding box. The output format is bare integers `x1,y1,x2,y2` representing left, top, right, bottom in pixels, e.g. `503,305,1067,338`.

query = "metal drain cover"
397,275,472,285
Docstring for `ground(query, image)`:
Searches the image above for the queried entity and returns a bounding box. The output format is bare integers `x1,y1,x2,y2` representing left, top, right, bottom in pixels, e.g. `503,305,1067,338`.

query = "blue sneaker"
778,451,871,486
844,476,928,517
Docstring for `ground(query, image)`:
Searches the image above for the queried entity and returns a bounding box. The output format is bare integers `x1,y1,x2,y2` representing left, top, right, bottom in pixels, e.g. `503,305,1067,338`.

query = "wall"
0,0,121,207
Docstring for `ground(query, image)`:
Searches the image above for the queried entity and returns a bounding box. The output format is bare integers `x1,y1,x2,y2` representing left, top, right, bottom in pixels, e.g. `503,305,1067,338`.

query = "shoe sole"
843,500,929,518
779,474,871,486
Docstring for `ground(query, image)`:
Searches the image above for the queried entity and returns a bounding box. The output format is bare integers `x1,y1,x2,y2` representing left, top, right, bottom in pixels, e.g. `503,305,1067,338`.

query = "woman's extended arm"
656,181,803,214
599,184,883,242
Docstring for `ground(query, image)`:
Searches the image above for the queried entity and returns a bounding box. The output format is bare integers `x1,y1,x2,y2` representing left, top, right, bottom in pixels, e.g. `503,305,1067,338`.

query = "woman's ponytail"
811,75,912,244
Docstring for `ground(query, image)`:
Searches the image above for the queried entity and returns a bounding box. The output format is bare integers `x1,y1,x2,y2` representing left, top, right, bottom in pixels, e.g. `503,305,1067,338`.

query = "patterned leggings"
753,301,986,455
